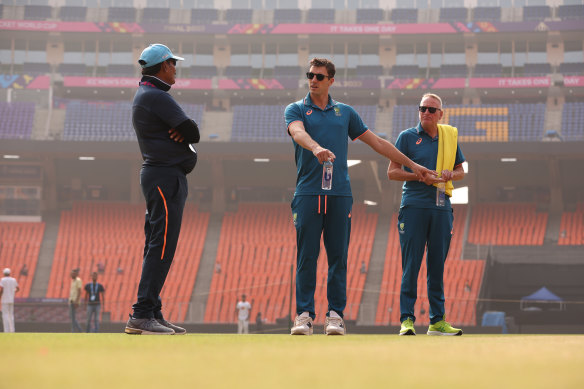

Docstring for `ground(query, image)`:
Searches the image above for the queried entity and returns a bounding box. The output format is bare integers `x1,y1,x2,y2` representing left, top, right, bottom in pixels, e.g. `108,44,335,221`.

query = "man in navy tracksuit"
388,93,465,336
125,44,200,335
285,58,432,335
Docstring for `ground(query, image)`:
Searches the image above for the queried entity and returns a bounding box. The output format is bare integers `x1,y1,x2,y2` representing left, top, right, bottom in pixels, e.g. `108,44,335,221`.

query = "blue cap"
138,44,184,68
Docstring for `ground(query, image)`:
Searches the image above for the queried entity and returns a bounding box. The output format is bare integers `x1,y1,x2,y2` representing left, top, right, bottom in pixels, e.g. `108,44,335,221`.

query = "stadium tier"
374,208,485,326
467,203,548,246
392,103,546,142
204,203,376,324
0,102,36,140
561,102,584,141
61,101,204,142
45,202,209,323
0,221,45,298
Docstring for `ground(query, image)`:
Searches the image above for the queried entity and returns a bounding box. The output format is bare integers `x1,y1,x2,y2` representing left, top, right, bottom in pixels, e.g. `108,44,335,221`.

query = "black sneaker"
125,315,175,335
157,318,186,335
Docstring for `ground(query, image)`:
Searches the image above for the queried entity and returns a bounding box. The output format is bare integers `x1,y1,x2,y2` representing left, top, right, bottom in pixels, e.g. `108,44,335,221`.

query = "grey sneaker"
125,315,175,335
325,311,346,335
157,318,186,335
291,312,313,335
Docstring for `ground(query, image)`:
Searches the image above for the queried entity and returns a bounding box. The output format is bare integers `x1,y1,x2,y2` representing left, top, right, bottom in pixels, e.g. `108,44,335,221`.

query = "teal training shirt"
285,93,368,197
395,122,466,210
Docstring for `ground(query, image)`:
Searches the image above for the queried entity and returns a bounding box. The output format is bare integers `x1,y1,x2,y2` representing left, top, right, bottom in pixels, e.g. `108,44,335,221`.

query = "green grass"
1,333,583,389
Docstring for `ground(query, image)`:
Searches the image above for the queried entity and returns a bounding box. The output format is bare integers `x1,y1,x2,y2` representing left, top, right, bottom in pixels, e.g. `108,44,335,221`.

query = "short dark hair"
309,58,335,78
140,59,176,76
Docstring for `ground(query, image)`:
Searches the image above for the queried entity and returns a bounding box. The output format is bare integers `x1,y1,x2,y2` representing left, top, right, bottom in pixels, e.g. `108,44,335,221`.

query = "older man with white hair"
0,268,19,332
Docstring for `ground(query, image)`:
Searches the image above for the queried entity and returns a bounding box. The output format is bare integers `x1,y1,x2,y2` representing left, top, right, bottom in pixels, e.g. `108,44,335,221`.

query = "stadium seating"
356,8,384,23
391,65,421,79
231,105,288,142
45,202,210,323
467,203,548,246
439,64,468,78
22,62,51,75
273,8,302,24
225,9,253,24
390,8,417,23
522,6,551,21
58,6,87,22
522,63,552,76
189,65,218,78
557,4,584,20
473,64,503,77
561,102,584,141
559,62,584,76
0,102,35,140
273,66,303,78
107,7,136,23
439,7,468,23
558,203,584,245
142,8,170,24
224,66,254,78
472,6,501,22
374,207,485,326
392,103,546,142
24,5,52,20
355,65,383,78
190,8,219,24
0,222,45,298
105,64,135,77
57,63,88,76
306,9,335,23
204,203,376,325
62,100,204,142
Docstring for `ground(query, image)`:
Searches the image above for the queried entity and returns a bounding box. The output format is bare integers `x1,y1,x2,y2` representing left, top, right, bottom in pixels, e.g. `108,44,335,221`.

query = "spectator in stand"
0,268,19,333
84,272,105,333
19,263,28,277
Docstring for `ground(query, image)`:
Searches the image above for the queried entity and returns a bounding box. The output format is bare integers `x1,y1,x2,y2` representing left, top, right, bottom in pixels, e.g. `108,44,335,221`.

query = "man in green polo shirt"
284,57,433,335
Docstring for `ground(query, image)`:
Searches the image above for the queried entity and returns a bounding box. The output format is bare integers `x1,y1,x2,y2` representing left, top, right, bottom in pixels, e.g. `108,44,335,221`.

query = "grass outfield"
1,334,583,389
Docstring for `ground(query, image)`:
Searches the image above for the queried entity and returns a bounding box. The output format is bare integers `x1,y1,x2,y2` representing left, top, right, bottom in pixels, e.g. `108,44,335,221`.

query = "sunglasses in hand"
306,72,331,81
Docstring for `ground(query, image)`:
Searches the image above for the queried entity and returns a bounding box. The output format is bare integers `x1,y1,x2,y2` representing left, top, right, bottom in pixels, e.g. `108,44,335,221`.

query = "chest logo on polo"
306,109,313,116
334,107,341,117
416,138,422,145
399,222,405,234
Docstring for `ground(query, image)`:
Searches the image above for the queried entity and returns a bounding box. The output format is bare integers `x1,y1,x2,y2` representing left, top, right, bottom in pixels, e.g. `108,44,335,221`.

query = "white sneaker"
291,312,313,335
325,311,346,335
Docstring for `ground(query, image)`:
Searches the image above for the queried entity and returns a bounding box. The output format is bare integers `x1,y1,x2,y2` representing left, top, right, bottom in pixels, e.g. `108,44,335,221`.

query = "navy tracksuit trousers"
132,165,188,319
291,195,352,319
398,207,453,325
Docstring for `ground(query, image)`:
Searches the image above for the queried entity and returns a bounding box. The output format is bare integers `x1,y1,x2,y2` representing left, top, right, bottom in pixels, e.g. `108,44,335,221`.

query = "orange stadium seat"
45,202,209,323
375,206,485,326
204,203,377,325
558,202,584,245
0,221,45,298
468,203,548,246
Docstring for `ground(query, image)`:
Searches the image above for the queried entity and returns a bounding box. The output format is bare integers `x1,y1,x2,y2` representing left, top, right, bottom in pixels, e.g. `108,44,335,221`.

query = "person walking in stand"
285,58,434,336
388,93,466,336
235,294,251,334
0,268,19,333
125,43,200,335
84,271,105,333
69,268,83,333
